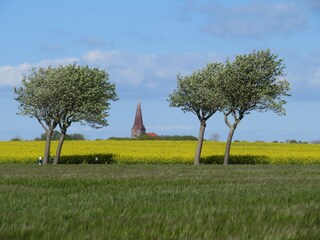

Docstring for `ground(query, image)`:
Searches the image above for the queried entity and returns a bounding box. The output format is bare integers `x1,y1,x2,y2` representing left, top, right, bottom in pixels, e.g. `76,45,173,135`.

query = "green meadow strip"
0,164,319,239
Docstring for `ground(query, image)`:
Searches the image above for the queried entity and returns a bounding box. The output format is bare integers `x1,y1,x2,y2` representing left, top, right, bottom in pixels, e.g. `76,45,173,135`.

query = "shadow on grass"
201,155,270,164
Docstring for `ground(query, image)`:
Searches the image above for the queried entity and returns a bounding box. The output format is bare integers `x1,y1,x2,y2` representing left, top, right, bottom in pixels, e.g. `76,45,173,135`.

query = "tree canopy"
220,49,289,116
51,64,118,164
169,63,224,164
15,66,59,163
15,64,118,164
169,49,290,165
219,49,290,164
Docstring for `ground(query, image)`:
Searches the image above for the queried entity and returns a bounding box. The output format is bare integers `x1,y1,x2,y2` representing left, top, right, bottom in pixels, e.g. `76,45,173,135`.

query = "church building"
131,98,146,138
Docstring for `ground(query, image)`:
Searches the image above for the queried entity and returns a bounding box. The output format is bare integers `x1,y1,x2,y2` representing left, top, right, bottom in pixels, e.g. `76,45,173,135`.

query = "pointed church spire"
131,97,146,138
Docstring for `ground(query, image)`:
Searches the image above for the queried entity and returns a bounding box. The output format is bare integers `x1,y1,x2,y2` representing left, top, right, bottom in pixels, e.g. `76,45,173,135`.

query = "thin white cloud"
49,28,69,36
0,57,78,87
78,37,111,47
38,57,79,67
0,50,224,102
3,49,320,102
127,31,163,43
82,51,158,86
0,63,32,86
286,50,320,100
81,50,222,88
2,50,320,103
307,66,320,87
308,0,320,11
180,1,308,38
0,50,221,90
39,44,65,52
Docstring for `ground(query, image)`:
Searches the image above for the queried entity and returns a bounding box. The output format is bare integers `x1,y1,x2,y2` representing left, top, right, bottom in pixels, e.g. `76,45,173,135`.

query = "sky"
0,0,320,142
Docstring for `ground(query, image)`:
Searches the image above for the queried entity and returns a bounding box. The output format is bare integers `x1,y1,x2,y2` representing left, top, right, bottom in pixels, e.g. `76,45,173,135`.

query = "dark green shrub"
59,154,116,164
201,155,270,164
10,137,23,141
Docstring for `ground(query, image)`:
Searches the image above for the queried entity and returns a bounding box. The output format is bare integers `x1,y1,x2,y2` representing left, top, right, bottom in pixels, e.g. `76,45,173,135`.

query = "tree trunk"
224,126,236,165
43,129,53,164
194,120,206,165
53,133,66,165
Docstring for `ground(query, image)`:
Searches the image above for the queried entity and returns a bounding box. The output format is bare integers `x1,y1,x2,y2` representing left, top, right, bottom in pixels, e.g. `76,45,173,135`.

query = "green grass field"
1,164,319,239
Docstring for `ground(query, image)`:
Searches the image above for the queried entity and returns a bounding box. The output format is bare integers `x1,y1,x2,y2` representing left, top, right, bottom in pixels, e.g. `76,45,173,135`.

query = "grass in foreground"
0,164,320,239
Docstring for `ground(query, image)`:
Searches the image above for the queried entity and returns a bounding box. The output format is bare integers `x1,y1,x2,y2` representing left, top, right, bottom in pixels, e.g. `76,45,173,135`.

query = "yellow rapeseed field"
0,140,319,164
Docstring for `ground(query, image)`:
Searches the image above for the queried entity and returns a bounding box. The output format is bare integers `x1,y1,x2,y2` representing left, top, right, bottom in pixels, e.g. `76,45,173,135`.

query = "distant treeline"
34,131,85,141
109,135,198,141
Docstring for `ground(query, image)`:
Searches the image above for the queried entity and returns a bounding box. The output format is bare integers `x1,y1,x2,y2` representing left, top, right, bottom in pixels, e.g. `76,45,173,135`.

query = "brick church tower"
131,98,146,138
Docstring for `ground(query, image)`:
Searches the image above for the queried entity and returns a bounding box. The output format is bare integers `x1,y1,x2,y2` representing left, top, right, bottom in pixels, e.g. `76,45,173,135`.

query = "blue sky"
0,0,320,142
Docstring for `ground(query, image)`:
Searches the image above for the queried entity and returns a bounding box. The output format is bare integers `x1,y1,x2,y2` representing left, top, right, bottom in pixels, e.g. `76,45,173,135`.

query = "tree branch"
232,111,242,126
224,112,232,128
205,110,217,121
36,115,48,131
196,110,202,122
